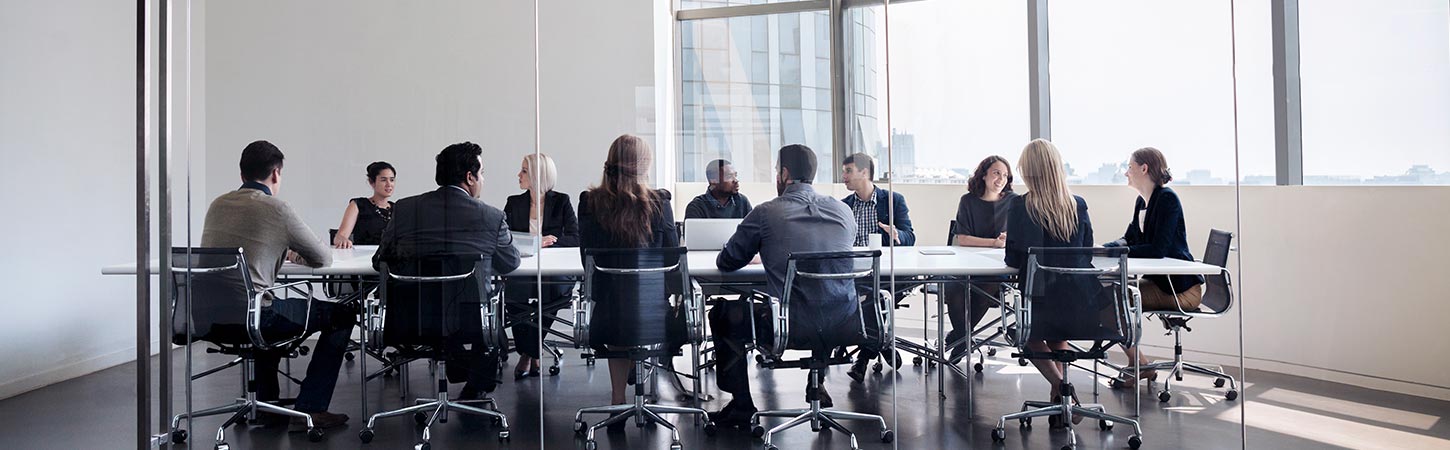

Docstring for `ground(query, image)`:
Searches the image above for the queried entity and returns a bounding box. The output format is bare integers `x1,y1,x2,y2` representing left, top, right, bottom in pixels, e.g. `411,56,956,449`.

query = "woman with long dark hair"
576,134,680,413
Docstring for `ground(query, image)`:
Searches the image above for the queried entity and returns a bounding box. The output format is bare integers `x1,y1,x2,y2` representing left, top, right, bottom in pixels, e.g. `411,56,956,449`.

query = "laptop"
510,231,539,257
684,218,744,251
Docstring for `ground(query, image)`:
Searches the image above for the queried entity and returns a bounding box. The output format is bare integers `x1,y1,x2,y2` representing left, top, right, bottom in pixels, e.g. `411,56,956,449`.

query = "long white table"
102,245,1221,278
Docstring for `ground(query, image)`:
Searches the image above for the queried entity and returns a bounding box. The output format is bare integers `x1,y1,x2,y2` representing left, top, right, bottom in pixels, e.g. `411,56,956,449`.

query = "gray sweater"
200,188,332,305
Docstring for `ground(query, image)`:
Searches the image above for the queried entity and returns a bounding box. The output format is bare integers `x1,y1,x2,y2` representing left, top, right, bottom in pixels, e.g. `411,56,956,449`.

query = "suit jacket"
841,186,916,246
503,190,580,247
373,186,521,278
576,189,681,347
1113,185,1204,294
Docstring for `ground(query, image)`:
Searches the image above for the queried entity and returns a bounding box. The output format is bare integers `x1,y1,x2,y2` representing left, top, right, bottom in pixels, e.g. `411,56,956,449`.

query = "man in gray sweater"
200,140,352,429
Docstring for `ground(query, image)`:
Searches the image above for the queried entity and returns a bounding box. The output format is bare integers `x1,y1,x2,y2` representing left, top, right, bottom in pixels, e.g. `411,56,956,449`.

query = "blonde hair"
1017,139,1079,242
523,153,558,194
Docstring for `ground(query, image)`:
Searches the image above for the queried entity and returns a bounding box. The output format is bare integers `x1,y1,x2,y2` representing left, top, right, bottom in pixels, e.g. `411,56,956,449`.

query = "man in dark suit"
374,141,521,399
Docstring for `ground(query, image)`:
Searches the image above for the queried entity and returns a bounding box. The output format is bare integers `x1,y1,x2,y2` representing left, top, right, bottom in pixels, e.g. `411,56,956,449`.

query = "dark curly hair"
967,155,1014,197
366,161,395,183
434,142,482,186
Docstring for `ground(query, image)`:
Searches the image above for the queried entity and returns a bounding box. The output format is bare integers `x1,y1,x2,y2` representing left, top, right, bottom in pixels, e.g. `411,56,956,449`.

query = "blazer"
373,185,521,279
841,186,917,246
576,188,681,347
1111,185,1204,294
577,189,679,250
503,190,581,248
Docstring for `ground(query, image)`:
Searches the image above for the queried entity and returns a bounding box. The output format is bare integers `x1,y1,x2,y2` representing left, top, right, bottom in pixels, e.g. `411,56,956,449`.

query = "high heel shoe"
1110,368,1159,389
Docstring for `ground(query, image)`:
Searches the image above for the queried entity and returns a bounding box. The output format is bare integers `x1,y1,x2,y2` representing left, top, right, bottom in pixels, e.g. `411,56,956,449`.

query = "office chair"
357,256,511,448
165,247,327,449
1124,229,1240,402
748,250,895,450
571,247,711,450
992,247,1144,450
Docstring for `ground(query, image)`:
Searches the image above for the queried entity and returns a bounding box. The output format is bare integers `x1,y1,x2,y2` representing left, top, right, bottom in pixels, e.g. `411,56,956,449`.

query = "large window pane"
1049,1,1274,185
680,11,834,183
1300,0,1450,185
887,1,1029,184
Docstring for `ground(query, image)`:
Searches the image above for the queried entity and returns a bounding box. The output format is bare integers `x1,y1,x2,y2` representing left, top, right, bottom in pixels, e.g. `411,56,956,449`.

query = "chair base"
1139,327,1240,402
573,359,710,450
749,368,891,450
171,395,321,448
359,360,511,445
993,383,1143,450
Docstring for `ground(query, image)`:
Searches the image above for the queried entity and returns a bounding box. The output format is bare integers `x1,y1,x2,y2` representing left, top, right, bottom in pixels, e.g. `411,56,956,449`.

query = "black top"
350,197,393,246
953,191,1018,240
1005,195,1101,335
1111,186,1204,294
1004,194,1094,275
684,191,753,219
502,190,581,248
577,189,679,250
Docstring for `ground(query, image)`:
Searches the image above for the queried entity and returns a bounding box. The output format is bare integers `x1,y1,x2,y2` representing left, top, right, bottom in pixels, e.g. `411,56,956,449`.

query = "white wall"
676,182,1450,400
0,0,141,399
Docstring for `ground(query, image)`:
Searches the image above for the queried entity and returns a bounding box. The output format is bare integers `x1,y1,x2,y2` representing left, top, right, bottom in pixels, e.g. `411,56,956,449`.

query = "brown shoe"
1111,369,1159,389
291,411,349,430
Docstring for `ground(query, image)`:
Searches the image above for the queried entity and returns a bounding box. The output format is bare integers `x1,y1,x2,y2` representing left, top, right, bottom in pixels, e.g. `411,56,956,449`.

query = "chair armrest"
248,280,314,350
1002,284,1026,347
873,289,895,347
685,280,707,345
749,290,788,359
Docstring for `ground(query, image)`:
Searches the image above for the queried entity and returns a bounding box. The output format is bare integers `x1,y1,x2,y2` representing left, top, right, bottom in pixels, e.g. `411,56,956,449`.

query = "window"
1299,0,1450,185
1048,1,1274,185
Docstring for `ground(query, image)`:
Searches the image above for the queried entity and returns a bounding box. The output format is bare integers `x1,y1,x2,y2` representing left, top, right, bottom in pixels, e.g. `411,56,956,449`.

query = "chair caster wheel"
358,428,375,443
586,357,596,366
1215,378,1227,388
414,412,428,425
670,441,683,450
345,352,356,361
574,419,587,433
307,428,325,442
584,440,598,450
214,444,230,450
1129,435,1143,449
974,362,984,373
298,345,309,356
881,430,895,443
1018,358,1029,366
492,416,503,426
912,356,923,366
764,444,778,450
752,425,766,438
991,427,1006,442
549,366,561,376
1226,389,1239,401
170,429,187,444
415,443,431,450
1020,418,1031,429
1099,420,1113,430
755,355,766,364
1159,391,1172,403
987,348,997,357
1062,445,1075,450
498,430,510,440
873,362,883,373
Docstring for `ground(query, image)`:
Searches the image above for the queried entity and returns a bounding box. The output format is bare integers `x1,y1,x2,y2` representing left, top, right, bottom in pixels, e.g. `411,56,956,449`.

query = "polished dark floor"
3,340,1449,450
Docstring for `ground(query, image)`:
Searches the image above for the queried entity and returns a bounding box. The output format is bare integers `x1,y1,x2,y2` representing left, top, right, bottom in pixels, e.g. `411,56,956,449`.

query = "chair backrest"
581,247,691,348
947,219,958,245
378,255,501,349
1020,247,1133,345
1199,229,1235,313
169,247,255,346
776,250,882,353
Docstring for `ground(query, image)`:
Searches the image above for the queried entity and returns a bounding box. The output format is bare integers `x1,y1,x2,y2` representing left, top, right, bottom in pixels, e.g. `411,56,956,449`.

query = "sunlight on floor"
1218,401,1450,448
1259,388,1440,430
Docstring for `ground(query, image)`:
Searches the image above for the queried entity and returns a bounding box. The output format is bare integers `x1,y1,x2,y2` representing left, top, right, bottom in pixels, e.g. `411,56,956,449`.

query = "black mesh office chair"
570,247,710,450
748,250,895,450
1129,229,1240,402
992,247,1144,450
357,256,510,448
165,247,326,449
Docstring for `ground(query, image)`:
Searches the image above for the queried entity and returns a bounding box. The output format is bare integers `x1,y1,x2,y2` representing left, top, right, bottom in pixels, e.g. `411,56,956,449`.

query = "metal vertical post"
135,0,152,447
1027,0,1052,141
1272,0,1303,185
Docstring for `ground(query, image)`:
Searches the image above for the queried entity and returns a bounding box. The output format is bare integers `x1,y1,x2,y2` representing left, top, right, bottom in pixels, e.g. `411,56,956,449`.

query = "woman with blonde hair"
504,153,579,379
576,134,682,423
1004,138,1096,427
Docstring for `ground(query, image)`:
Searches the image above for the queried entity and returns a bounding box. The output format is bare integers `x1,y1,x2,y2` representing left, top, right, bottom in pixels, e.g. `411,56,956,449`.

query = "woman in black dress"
940,155,1018,361
577,134,680,409
333,161,395,247
503,153,579,379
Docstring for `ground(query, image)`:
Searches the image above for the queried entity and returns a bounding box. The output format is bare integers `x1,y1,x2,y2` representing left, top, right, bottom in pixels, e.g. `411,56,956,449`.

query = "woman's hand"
541,235,559,247
333,235,353,249
994,232,1007,248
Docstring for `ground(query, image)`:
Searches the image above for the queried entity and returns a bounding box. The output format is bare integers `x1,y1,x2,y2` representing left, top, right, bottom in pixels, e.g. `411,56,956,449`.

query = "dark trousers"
505,280,572,359
255,297,355,412
708,299,770,410
943,281,1001,351
443,340,502,395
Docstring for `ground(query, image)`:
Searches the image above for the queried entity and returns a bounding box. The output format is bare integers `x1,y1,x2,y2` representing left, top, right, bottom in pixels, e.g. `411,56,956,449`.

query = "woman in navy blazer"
503,153,580,379
1103,147,1205,388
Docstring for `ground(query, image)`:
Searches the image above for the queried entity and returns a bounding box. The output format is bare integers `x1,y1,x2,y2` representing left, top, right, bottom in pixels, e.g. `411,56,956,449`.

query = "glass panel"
680,11,834,184
1300,0,1450,184
1049,0,1274,185
681,0,823,10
